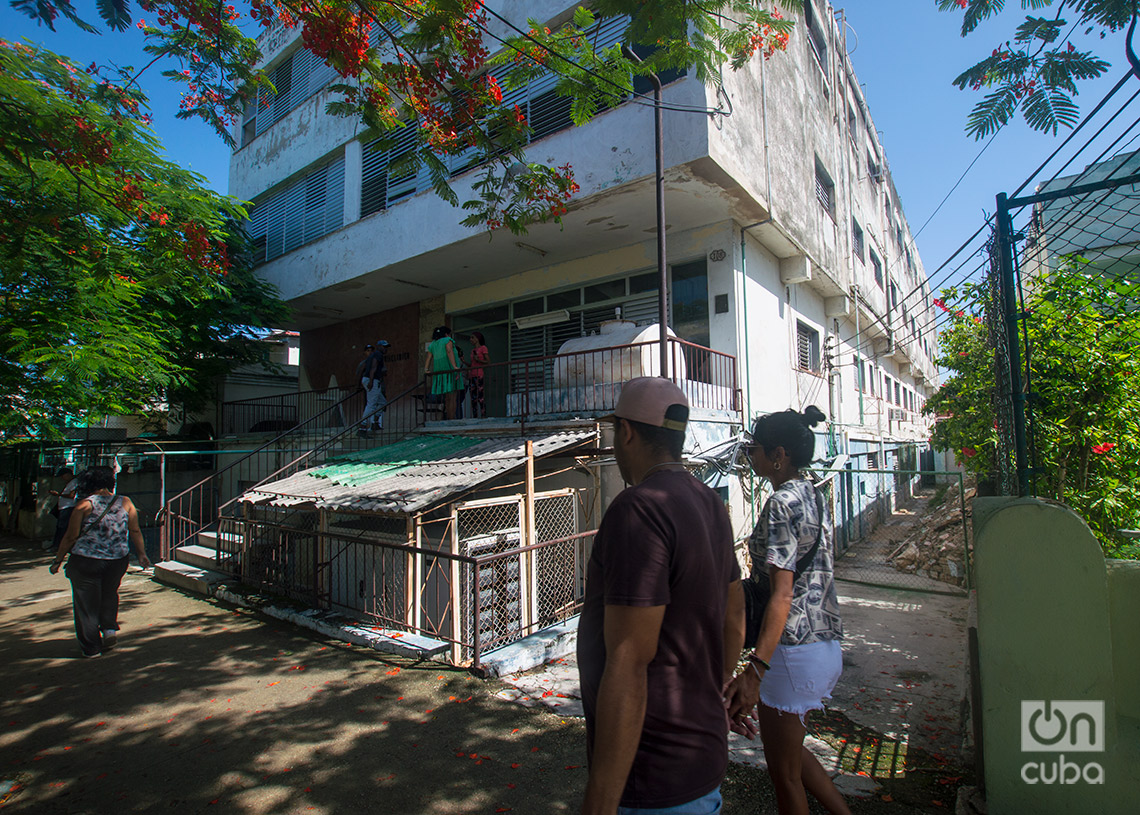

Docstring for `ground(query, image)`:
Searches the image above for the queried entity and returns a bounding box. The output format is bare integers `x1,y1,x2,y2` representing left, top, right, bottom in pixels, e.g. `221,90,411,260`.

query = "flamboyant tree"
924,264,1140,557
938,0,1138,139
0,40,288,439
12,0,798,232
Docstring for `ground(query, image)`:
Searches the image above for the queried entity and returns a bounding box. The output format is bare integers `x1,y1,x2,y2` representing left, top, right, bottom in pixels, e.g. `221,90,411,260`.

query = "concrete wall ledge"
478,615,579,678
213,586,450,661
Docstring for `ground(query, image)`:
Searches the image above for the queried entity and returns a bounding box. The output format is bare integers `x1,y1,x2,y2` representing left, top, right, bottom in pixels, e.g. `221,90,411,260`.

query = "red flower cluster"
1091,442,1116,455
301,6,372,79
45,115,113,170
738,12,790,62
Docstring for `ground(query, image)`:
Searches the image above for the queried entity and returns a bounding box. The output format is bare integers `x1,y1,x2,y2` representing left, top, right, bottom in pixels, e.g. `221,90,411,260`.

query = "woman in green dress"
424,325,461,420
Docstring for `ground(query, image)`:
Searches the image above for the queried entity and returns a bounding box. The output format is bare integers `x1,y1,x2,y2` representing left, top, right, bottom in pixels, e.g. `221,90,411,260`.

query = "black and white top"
747,478,843,646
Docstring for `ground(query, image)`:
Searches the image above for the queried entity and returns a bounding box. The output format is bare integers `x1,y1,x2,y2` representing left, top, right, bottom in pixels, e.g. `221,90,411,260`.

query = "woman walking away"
48,466,151,658
424,325,461,420
724,406,849,815
467,331,489,418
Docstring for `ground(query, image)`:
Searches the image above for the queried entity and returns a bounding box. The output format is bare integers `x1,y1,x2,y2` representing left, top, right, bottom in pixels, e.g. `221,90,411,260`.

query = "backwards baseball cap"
604,377,689,432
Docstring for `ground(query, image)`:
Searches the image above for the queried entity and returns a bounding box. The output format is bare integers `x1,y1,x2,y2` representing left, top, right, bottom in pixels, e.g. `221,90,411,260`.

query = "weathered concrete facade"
231,0,937,449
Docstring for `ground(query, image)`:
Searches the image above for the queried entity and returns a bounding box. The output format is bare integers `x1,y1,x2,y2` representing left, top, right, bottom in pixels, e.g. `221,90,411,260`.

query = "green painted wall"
973,498,1138,813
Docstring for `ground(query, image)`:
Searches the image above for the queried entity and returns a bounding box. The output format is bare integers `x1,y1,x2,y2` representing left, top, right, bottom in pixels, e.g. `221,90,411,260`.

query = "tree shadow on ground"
0,564,585,814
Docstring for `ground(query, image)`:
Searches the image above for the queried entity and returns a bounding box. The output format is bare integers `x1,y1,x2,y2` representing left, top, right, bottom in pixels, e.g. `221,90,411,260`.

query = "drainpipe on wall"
854,284,864,426
736,53,777,531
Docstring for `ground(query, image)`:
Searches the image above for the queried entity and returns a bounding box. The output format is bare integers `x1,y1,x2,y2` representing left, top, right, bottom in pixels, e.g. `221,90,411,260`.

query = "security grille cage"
456,497,525,657
455,489,584,661
533,492,581,627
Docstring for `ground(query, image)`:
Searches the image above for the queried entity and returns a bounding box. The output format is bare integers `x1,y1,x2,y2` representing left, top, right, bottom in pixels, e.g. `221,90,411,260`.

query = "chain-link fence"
831,467,971,596
981,73,1140,552
456,490,587,661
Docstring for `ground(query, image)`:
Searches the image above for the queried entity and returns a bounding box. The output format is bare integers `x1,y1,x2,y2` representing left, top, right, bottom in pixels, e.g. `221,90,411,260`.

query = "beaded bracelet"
747,653,771,672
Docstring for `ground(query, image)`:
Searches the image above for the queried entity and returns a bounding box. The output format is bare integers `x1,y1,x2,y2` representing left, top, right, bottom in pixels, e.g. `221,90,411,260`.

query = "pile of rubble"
889,480,974,588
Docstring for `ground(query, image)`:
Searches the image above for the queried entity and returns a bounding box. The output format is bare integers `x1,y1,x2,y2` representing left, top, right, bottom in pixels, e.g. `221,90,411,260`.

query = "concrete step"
175,543,228,571
196,529,242,550
153,560,228,596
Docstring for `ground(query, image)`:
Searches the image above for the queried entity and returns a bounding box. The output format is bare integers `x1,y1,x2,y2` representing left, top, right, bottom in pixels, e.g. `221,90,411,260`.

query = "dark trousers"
51,507,74,550
65,554,129,656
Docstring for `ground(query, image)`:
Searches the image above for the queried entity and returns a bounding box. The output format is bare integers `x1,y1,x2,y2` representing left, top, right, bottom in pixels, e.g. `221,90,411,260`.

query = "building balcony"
221,336,740,436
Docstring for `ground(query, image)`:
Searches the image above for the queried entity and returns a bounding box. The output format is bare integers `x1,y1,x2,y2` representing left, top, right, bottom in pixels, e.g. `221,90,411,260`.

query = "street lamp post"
622,46,668,379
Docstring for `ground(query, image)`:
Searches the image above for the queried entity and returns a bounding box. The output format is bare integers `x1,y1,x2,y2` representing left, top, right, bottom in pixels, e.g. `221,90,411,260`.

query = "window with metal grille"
796,322,820,372
852,219,864,263
894,381,901,405
804,0,828,71
357,16,629,215
854,354,863,391
247,153,345,264
867,149,881,184
871,250,883,289
866,362,874,395
815,161,835,219
240,49,339,147
868,451,879,470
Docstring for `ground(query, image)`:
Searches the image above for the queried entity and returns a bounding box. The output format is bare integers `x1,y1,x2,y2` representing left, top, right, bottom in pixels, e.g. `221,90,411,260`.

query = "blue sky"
3,1,1135,285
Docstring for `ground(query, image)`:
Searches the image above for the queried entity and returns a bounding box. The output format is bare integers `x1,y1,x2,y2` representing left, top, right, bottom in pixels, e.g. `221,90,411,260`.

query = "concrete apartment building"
229,0,938,508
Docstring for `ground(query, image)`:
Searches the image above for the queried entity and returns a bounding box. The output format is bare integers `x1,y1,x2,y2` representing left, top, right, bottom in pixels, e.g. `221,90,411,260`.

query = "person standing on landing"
424,326,461,420
359,340,390,434
578,377,745,815
48,466,151,658
466,331,489,418
723,406,849,815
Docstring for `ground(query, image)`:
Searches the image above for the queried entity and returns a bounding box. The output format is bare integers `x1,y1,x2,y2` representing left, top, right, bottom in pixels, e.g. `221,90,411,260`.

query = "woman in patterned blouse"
49,466,151,658
724,406,849,815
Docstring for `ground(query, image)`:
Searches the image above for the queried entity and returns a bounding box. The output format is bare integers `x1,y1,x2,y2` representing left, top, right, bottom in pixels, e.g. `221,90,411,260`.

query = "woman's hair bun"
800,405,826,428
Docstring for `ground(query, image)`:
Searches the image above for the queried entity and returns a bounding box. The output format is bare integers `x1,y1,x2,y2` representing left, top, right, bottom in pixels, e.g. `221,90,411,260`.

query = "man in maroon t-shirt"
579,377,745,814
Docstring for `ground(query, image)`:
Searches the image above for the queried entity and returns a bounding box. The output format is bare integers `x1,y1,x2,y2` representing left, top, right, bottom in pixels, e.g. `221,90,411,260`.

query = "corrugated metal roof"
241,430,595,514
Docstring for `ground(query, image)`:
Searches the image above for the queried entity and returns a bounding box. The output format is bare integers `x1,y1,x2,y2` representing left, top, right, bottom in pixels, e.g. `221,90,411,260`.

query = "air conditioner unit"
889,408,906,422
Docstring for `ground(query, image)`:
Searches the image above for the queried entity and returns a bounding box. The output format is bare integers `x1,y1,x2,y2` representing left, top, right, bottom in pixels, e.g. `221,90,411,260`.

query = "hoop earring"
773,462,781,471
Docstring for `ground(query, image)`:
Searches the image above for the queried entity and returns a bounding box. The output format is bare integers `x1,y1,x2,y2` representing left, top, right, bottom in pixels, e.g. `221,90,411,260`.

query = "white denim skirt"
759,639,843,721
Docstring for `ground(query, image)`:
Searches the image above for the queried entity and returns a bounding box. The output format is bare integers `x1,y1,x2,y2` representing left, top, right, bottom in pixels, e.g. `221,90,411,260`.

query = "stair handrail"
161,388,363,554
164,388,361,510
225,378,430,509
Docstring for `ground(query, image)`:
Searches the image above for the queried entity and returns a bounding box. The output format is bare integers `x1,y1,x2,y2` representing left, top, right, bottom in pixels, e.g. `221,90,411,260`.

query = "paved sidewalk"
498,582,970,800
0,541,585,814
1,536,969,814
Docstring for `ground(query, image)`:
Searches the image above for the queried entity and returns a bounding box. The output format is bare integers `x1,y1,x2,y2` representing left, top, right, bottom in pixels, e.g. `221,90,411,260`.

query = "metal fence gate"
831,466,971,596
456,489,584,660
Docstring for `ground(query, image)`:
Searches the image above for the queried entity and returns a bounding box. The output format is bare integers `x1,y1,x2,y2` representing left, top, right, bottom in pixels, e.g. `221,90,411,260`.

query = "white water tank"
553,321,685,386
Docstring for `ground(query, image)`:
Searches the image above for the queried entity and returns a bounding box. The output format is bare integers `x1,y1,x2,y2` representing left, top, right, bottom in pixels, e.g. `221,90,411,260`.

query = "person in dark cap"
359,340,389,434
578,377,745,815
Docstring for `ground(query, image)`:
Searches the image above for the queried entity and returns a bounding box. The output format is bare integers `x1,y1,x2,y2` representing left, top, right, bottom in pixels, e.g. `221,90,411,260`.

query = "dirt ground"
0,534,970,814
